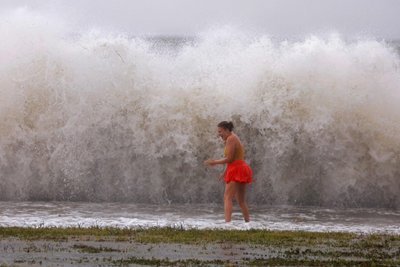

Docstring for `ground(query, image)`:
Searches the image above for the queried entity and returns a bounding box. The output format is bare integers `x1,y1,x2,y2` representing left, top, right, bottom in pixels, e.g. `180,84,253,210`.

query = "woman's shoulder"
228,133,241,143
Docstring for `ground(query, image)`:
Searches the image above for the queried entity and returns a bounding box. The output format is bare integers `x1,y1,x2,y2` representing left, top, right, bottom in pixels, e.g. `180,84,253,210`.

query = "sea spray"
1,10,400,208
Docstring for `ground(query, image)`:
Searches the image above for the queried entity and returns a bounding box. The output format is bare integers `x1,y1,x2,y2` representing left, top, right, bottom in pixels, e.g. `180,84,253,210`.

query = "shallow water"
0,201,398,234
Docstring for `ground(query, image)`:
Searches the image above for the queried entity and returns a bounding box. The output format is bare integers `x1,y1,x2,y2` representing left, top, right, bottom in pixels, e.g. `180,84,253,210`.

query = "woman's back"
224,135,244,160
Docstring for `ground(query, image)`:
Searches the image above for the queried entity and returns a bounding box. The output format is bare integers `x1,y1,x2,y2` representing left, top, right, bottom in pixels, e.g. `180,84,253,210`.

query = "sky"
1,0,399,39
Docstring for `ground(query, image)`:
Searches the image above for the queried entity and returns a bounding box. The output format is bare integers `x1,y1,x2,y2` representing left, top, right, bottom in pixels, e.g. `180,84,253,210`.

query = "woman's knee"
224,184,236,200
224,192,234,201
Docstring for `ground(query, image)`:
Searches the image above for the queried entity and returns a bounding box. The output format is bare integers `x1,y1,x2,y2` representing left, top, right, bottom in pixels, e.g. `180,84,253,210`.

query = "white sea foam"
0,202,399,234
1,9,400,208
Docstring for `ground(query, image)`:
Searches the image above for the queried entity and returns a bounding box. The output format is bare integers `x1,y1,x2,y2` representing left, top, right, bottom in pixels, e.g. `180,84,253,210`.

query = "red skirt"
224,160,252,184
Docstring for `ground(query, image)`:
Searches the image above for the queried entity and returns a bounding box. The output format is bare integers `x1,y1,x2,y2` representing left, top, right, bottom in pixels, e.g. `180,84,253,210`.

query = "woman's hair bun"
218,121,234,131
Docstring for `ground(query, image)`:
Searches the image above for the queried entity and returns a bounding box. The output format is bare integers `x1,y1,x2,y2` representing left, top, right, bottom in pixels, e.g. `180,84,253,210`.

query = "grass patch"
0,226,398,247
113,257,227,266
111,255,400,266
72,244,120,253
248,257,400,266
0,226,359,243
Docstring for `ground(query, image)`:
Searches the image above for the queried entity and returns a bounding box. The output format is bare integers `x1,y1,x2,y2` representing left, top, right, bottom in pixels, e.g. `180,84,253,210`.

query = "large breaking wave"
1,9,400,208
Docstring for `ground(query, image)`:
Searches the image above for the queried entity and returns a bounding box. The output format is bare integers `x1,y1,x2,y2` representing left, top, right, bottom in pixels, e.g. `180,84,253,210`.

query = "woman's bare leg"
224,182,237,222
235,183,250,222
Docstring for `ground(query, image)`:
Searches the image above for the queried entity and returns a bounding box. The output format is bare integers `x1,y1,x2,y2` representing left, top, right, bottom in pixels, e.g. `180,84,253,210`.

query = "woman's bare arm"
204,137,235,165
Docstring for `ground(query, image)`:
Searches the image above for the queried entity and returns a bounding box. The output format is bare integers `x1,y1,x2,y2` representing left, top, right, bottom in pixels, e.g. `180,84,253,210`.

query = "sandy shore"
0,227,399,266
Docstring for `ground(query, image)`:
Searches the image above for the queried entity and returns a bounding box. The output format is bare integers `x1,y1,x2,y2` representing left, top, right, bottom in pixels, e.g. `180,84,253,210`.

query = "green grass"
0,226,398,248
0,226,398,247
0,226,359,243
113,257,227,266
247,257,400,266
0,226,399,266
111,256,400,267
72,244,120,253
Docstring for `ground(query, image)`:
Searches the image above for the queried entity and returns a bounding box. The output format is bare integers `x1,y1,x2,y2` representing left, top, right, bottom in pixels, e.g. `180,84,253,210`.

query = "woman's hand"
219,172,225,181
204,159,216,166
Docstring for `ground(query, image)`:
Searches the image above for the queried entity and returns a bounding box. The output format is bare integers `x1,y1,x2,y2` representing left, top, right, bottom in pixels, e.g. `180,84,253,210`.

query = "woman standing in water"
205,121,252,222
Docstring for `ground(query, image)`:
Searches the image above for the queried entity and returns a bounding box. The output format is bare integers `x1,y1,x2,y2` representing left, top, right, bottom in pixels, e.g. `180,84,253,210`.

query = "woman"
204,121,252,222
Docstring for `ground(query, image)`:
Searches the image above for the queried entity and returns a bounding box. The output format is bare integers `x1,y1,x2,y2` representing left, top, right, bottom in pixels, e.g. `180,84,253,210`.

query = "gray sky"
1,0,400,39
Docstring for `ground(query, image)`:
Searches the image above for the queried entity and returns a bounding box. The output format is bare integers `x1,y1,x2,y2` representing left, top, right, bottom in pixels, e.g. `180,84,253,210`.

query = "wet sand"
0,227,399,266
